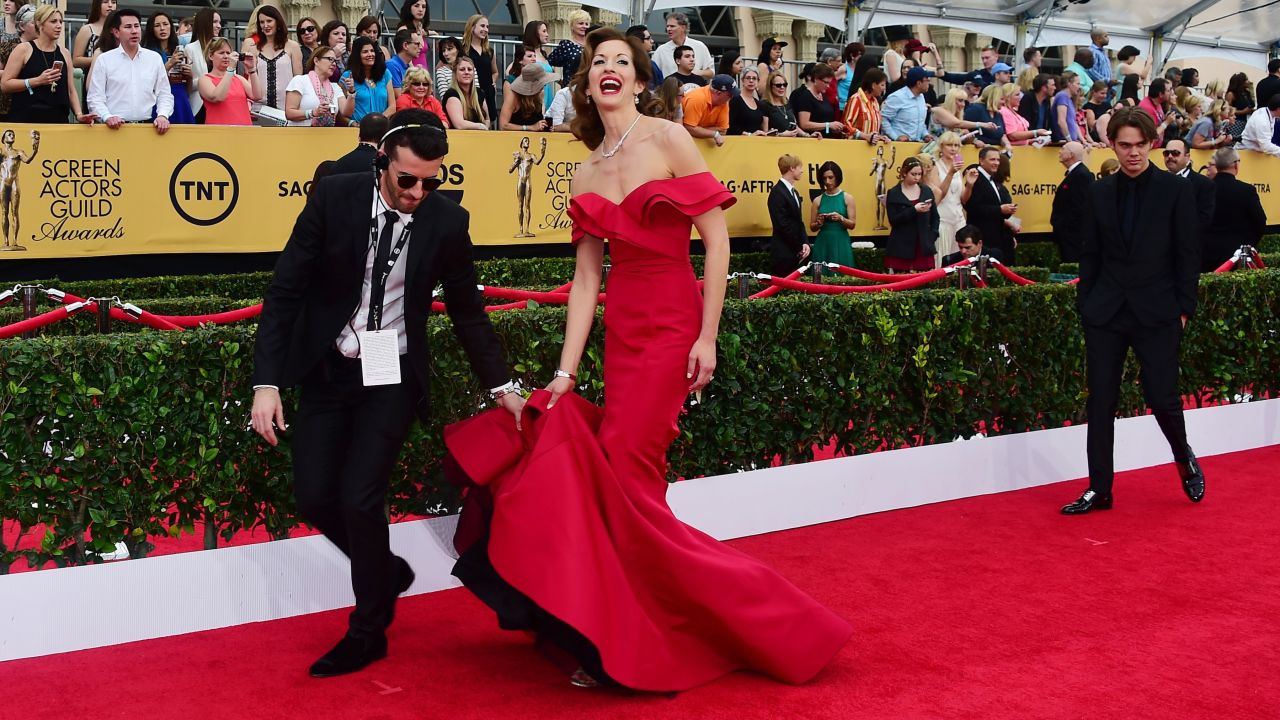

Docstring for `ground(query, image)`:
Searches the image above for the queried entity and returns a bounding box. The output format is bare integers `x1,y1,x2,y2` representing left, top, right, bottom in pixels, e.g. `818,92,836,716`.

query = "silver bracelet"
553,369,577,383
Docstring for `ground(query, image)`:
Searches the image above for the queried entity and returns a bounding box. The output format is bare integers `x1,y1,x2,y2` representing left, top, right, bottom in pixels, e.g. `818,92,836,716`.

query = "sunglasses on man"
393,172,444,192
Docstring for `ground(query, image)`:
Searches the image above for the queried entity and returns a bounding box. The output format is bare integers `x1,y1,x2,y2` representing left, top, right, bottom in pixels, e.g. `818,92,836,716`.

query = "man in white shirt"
86,8,174,134
1240,96,1280,158
548,84,576,132
653,12,712,80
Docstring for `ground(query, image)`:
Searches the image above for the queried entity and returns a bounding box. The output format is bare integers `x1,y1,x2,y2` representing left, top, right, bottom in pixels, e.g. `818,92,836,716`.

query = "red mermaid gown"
444,172,852,692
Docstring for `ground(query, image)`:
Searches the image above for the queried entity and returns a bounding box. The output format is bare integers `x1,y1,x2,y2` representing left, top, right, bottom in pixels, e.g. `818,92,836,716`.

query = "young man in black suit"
767,153,810,277
1063,107,1205,514
940,225,1005,266
251,110,525,675
1207,147,1268,270
1050,141,1094,263
962,146,1018,264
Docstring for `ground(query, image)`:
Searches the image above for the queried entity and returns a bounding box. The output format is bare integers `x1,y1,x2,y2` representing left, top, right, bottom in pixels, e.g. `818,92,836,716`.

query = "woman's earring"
634,94,640,105
586,93,593,103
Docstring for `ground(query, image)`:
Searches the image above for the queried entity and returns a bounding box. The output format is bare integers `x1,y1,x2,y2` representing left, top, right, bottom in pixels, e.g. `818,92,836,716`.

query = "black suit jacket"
963,172,1015,261
253,172,508,418
1077,165,1199,327
331,144,378,176
767,180,807,261
1180,169,1216,237
1207,173,1268,271
1050,163,1095,263
941,247,1005,266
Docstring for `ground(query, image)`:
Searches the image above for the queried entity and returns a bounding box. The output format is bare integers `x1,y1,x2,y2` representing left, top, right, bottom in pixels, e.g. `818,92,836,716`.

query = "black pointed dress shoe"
1177,448,1205,503
1061,490,1114,515
384,556,416,630
309,633,388,678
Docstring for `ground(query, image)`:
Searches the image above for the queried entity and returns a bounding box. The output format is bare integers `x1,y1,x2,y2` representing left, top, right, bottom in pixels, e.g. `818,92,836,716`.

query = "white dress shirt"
1241,108,1280,158
654,37,713,78
978,166,1004,199
336,189,414,358
87,46,175,121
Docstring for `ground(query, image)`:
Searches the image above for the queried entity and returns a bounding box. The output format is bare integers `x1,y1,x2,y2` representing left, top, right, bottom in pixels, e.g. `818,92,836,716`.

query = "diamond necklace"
601,113,642,159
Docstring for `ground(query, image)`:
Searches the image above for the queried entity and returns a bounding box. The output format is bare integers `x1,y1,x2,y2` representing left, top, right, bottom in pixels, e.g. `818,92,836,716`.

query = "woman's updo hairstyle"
570,27,663,150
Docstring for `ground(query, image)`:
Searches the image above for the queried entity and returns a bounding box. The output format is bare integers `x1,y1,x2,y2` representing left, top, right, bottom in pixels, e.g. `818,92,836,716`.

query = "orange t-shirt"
681,86,729,130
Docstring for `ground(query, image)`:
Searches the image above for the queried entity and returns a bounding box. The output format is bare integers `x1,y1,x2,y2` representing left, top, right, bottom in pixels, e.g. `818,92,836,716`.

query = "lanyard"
367,213,413,332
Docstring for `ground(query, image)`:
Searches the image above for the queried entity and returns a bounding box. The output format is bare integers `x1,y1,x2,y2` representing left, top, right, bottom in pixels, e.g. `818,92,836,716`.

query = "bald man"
1050,141,1094,262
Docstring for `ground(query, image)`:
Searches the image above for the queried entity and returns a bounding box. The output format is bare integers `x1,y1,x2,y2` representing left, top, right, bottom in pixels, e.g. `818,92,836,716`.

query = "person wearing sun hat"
681,72,735,146
499,62,551,131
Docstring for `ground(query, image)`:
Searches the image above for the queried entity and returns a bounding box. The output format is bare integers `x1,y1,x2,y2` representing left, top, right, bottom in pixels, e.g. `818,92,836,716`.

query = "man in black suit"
962,146,1018,264
1050,141,1095,263
330,114,390,175
1063,107,1205,515
1206,147,1268,270
767,153,810,277
251,110,524,676
1161,138,1216,255
940,224,1006,266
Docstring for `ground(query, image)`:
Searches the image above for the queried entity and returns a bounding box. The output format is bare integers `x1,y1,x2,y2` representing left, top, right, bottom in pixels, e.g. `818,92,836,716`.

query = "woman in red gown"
444,28,852,692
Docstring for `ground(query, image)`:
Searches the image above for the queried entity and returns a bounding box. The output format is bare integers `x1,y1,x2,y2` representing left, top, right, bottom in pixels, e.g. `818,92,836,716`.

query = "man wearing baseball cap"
681,73,737,147
990,62,1014,85
881,66,934,142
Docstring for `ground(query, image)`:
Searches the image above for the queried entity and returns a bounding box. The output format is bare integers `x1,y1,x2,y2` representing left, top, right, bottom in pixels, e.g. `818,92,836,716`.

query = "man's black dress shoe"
384,556,416,629
309,633,387,678
1177,448,1205,503
1061,490,1113,515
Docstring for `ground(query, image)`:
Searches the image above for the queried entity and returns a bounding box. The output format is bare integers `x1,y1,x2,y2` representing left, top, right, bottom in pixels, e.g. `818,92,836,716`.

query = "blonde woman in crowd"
461,14,496,125
929,87,992,140
1187,97,1232,150
283,44,350,126
927,131,966,266
198,37,264,125
1000,83,1050,146
396,65,446,125
442,54,487,130
1098,157,1119,177
547,8,588,88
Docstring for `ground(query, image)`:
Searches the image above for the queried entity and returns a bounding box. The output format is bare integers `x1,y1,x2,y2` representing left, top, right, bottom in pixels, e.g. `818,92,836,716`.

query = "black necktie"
367,210,399,331
792,188,802,209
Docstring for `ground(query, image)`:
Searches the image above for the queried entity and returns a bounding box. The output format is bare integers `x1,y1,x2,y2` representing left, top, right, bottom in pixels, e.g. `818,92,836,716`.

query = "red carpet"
5,446,1279,719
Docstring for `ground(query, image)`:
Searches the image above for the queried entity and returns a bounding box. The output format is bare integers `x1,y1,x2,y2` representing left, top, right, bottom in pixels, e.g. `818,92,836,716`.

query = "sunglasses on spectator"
1162,149,1183,156
772,82,787,88
299,26,317,33
409,81,430,87
395,172,444,192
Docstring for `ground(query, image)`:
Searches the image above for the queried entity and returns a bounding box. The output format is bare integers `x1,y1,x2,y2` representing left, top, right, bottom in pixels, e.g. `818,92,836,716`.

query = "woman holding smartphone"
808,161,856,269
2,5,94,123
884,157,939,273
142,11,196,124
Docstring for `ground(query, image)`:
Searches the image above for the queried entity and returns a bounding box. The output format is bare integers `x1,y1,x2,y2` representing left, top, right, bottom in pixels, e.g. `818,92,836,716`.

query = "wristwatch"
553,369,578,383
489,380,522,400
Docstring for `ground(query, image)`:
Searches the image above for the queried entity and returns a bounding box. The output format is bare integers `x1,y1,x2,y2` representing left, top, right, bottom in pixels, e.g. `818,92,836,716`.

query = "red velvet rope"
0,306,80,339
992,263,1036,286
1213,258,1235,273
748,270,803,299
153,304,263,327
763,267,949,294
1250,250,1266,269
825,264,920,283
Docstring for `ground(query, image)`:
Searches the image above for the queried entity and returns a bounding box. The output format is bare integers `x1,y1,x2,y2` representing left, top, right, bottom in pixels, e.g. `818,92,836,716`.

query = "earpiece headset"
374,122,446,171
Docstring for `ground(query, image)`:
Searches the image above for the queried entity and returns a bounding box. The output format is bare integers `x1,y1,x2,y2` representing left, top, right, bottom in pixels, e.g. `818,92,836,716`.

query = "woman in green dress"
809,160,856,270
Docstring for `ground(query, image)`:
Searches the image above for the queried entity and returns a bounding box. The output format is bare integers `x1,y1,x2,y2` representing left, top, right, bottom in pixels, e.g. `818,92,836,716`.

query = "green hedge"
3,270,1277,572
1259,234,1280,254
1014,242,1061,272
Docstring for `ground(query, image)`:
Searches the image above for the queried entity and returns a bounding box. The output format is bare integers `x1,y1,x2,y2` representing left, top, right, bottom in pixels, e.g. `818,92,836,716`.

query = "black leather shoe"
309,633,387,678
1177,448,1205,503
1061,490,1114,515
384,556,416,629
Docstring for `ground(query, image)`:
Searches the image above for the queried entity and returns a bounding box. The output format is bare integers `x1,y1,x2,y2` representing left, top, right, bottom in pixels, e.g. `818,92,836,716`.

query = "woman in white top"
927,131,967,267
284,45,351,126
186,8,220,119
241,5,302,111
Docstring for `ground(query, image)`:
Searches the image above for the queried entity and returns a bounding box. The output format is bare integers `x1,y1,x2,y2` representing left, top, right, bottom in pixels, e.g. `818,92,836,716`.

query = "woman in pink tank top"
198,37,263,125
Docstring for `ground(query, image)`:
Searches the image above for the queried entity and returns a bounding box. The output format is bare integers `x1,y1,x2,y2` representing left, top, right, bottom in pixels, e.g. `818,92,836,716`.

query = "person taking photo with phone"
884,156,939,273
2,5,95,123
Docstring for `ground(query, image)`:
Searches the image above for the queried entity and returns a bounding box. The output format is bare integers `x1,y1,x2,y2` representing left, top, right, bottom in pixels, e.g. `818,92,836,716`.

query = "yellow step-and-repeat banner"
0,124,1276,260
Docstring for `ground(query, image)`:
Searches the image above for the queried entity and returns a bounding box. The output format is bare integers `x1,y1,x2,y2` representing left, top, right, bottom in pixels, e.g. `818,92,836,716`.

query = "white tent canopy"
606,0,1278,67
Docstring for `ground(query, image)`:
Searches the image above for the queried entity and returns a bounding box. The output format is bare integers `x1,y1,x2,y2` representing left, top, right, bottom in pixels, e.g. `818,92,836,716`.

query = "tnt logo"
169,152,239,226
